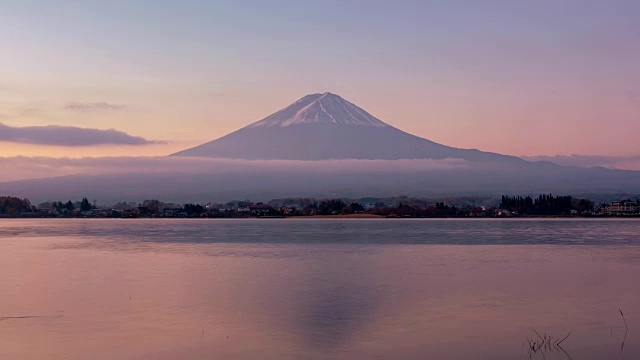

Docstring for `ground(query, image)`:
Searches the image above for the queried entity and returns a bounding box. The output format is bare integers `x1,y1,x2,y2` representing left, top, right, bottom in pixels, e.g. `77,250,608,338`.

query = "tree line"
0,196,34,215
500,194,594,215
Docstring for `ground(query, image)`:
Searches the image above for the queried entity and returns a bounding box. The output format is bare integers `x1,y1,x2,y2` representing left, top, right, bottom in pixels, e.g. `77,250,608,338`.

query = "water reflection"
3,218,640,246
284,257,382,352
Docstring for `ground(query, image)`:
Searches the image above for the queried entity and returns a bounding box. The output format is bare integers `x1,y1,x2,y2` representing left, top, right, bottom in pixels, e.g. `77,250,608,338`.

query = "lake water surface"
1,219,639,359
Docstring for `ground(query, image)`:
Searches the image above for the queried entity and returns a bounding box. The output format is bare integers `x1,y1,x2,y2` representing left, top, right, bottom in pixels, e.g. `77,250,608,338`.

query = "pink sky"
1,1,639,159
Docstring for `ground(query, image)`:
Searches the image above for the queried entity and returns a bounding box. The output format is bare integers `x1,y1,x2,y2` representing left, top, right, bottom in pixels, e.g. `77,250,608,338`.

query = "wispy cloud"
624,90,640,107
0,123,165,147
0,156,469,182
63,102,128,112
15,106,43,117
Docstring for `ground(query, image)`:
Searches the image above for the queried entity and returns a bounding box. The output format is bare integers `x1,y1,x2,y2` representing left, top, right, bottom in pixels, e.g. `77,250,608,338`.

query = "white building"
602,201,640,216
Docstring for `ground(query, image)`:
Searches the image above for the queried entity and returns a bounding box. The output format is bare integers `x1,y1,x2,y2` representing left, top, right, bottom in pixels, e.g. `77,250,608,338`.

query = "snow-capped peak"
248,92,389,128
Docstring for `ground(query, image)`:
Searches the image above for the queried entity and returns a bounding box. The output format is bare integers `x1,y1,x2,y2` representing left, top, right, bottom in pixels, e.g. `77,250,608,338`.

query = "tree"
349,202,365,213
318,199,346,215
500,194,581,215
183,203,205,216
65,201,75,212
139,200,163,215
0,196,32,216
576,199,594,213
80,198,92,212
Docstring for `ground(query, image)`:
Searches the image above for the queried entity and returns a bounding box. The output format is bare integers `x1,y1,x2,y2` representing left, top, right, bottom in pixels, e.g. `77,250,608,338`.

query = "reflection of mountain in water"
287,257,383,351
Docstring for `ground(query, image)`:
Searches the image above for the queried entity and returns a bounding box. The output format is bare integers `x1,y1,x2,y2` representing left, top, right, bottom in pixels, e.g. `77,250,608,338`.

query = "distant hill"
2,158,640,204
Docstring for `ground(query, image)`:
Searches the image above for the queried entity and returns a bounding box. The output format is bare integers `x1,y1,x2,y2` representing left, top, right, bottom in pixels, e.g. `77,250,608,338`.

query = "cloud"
0,101,47,119
0,156,469,182
626,90,640,103
63,102,128,112
14,106,43,117
0,123,165,146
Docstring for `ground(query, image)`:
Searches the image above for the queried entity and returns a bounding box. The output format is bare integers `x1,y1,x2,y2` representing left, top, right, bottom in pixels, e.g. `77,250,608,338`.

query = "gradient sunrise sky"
1,0,639,158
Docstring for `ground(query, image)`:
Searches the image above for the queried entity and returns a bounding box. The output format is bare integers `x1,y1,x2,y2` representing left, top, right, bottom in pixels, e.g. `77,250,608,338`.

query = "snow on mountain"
248,92,388,128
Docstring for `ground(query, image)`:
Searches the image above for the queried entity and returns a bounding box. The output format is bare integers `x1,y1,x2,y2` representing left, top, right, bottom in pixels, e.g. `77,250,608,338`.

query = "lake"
1,219,639,359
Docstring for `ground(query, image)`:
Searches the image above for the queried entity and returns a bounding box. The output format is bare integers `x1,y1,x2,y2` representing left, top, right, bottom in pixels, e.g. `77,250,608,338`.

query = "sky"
1,0,639,158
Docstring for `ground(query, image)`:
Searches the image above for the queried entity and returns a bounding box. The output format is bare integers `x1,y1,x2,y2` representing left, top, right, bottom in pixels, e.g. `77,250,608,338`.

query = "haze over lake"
1,219,639,360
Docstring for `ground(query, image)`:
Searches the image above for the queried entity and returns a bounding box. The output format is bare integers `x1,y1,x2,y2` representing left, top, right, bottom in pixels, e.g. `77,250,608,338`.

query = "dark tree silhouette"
0,197,32,216
80,198,92,212
318,199,347,215
500,194,586,215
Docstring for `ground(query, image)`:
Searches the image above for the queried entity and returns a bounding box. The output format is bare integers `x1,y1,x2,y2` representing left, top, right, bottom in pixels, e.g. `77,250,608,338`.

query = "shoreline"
2,215,640,220
295,214,384,219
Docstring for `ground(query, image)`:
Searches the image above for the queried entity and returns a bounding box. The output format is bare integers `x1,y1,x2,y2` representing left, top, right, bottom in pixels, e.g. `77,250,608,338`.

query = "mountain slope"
172,93,526,164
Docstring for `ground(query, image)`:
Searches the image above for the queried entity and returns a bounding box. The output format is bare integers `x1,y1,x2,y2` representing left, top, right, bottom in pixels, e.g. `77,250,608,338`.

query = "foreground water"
1,219,639,359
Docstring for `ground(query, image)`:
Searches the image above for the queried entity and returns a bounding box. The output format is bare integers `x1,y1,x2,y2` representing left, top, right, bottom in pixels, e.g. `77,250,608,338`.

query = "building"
602,201,640,216
249,204,273,216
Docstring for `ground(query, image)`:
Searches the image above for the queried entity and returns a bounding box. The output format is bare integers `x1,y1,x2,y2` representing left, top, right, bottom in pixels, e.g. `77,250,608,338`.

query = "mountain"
3,92,640,203
172,92,524,164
